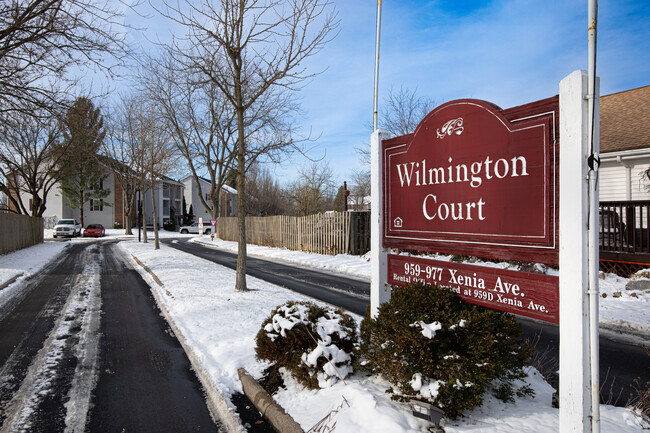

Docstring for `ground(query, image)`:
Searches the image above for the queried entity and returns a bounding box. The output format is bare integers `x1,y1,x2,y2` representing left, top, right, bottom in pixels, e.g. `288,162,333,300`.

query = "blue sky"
124,0,650,186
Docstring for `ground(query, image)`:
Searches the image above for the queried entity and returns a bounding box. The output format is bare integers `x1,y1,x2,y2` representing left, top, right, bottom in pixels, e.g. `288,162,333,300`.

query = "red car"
83,224,105,237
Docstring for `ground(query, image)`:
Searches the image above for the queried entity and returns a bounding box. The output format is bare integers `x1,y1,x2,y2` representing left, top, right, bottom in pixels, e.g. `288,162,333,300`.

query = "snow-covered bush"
358,282,532,419
255,301,357,389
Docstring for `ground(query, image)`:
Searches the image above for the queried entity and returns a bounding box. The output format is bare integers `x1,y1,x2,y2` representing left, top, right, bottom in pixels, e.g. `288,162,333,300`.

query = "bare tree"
123,95,152,244
143,51,238,222
139,95,180,250
108,92,179,248
245,163,288,216
350,169,370,211
285,161,335,216
380,86,435,137
158,0,338,290
102,96,149,235
0,108,64,216
0,0,132,117
357,86,435,164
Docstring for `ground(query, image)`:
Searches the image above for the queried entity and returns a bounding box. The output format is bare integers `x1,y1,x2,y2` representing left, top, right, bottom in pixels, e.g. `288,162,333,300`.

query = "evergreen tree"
333,185,345,212
57,97,110,226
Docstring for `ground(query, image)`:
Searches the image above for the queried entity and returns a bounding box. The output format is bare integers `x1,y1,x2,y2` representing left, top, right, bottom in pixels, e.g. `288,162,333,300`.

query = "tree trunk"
124,193,134,235
235,105,248,291
217,189,222,219
142,188,148,243
79,189,85,227
151,180,159,250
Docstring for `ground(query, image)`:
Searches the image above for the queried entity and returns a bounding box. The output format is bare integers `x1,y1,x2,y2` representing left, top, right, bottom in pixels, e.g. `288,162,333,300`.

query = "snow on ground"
193,235,649,336
116,238,646,432
1,234,648,431
0,241,67,311
1,247,102,432
193,235,372,279
598,272,650,335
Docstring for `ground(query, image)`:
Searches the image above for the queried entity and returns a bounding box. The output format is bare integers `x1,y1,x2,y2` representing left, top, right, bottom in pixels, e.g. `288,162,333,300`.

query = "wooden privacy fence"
216,211,371,255
0,213,43,255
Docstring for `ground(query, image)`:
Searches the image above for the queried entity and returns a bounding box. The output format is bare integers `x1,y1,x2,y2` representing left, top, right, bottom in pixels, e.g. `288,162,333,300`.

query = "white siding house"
139,177,184,228
17,168,123,228
180,175,237,220
599,85,650,201
14,165,184,229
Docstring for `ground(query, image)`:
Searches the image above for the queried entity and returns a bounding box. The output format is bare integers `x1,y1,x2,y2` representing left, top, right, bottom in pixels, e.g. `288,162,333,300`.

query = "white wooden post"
559,70,597,432
370,129,389,318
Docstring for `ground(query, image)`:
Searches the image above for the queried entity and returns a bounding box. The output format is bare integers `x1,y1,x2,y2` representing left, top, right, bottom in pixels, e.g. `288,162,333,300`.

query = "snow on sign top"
382,97,559,266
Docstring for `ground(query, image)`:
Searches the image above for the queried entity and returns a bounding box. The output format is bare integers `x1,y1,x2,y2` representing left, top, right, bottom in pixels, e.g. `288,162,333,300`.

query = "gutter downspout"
616,155,633,201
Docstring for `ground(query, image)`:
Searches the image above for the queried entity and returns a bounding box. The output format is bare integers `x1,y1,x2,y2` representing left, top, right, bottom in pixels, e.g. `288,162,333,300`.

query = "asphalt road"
162,237,649,407
0,241,223,433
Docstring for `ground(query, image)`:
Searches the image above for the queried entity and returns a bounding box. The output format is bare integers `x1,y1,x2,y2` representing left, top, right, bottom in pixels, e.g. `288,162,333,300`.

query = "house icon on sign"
394,217,403,228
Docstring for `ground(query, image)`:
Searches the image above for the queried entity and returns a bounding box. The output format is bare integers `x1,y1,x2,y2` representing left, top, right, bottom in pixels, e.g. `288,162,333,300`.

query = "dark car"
83,224,105,238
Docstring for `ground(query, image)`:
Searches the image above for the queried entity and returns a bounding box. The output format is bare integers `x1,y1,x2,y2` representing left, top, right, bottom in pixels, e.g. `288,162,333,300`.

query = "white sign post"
370,72,600,431
370,129,389,317
198,217,203,236
559,69,600,433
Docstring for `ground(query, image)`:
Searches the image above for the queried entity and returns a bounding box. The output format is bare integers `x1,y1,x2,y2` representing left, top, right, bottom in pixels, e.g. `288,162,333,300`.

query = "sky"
119,0,650,187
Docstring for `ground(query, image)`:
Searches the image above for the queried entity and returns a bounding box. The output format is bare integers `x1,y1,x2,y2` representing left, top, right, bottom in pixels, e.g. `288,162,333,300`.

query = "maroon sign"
387,254,559,323
383,98,558,265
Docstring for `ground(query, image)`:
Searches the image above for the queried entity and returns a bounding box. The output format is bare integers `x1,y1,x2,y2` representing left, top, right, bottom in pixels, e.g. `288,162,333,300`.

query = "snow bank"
119,239,646,432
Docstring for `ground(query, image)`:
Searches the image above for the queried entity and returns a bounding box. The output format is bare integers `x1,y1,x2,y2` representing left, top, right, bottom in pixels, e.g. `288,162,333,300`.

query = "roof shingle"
600,85,650,153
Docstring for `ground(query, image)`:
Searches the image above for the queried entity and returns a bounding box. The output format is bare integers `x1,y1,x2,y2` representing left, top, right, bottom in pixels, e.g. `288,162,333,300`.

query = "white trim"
600,148,650,161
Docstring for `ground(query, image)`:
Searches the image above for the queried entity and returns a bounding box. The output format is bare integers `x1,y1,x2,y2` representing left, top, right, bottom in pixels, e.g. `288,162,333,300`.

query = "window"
90,199,104,211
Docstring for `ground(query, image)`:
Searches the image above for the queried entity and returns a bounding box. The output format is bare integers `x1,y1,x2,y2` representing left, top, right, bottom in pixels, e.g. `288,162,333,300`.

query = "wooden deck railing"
599,200,650,254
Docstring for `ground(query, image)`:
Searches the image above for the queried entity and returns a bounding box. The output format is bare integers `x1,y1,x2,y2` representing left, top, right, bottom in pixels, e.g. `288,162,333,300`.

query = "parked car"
53,219,82,238
83,224,105,238
179,222,211,235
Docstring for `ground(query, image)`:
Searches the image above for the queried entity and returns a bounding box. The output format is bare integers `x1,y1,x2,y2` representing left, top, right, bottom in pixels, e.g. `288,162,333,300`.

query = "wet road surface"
0,241,223,432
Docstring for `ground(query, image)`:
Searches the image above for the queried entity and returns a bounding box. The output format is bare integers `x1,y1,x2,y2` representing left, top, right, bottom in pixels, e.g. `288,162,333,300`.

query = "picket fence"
216,211,370,255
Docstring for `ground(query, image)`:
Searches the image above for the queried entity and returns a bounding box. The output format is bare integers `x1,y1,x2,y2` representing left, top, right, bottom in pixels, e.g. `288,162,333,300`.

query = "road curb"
141,266,245,433
0,273,24,291
238,368,304,433
131,255,164,286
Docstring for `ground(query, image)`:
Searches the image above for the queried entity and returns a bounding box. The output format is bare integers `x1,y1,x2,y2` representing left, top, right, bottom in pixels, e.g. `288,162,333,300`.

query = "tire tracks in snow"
0,244,103,433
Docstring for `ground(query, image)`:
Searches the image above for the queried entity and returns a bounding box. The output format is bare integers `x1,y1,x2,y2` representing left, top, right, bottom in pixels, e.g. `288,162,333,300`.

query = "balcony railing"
599,200,650,254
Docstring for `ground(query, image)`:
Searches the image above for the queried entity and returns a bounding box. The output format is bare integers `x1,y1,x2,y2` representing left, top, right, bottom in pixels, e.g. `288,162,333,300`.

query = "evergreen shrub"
255,301,357,389
358,282,533,419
